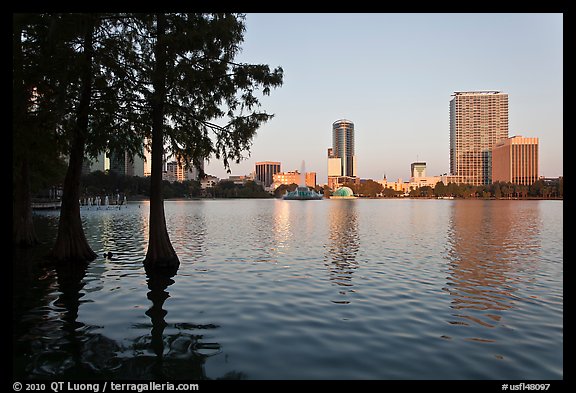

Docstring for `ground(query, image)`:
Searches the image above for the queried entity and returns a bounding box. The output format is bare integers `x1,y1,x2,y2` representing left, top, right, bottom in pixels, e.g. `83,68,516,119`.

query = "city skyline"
203,13,563,183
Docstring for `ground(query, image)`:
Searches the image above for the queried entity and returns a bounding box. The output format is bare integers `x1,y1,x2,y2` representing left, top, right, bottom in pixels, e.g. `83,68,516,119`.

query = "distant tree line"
80,170,201,199
338,178,563,199
207,180,272,198
79,171,274,199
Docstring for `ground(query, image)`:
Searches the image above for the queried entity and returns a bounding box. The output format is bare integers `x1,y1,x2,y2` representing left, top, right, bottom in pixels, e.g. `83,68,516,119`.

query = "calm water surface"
13,199,563,380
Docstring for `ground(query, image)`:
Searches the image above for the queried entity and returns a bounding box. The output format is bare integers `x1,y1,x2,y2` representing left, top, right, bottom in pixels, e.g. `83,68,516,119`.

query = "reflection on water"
13,257,101,378
125,272,222,380
324,201,360,304
444,201,540,334
273,200,293,258
14,200,562,379
166,201,207,263
13,262,224,379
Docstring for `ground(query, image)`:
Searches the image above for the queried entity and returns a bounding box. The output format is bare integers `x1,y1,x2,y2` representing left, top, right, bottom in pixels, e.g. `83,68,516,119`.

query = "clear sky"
204,13,563,183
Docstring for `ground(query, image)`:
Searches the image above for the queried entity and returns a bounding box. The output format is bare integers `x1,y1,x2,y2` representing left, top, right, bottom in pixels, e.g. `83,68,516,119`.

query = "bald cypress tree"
48,14,99,262
14,13,145,262
14,13,283,268
126,13,283,271
13,13,75,248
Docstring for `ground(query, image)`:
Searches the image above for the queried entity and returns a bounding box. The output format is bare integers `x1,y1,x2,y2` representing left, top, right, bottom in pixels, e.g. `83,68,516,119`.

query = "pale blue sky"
205,13,563,183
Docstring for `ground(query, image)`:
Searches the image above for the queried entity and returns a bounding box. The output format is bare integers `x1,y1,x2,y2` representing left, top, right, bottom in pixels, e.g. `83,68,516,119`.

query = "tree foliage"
274,183,298,198
122,13,284,173
117,13,283,269
15,13,283,265
209,180,272,198
341,180,383,197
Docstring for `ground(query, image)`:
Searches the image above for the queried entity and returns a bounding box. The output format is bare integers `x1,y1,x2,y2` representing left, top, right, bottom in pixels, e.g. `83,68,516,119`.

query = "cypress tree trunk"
49,15,97,263
13,16,39,247
144,13,179,271
13,156,39,247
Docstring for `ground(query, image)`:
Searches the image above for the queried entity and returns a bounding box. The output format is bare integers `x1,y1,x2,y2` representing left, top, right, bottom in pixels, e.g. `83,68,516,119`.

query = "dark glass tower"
332,119,355,177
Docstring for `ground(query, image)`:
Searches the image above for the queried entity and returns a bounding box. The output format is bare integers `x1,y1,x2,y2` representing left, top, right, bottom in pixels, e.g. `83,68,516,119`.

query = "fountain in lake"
282,160,323,200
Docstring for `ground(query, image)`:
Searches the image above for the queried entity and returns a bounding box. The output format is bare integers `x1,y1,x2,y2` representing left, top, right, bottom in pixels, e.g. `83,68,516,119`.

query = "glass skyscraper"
332,119,356,177
327,119,357,190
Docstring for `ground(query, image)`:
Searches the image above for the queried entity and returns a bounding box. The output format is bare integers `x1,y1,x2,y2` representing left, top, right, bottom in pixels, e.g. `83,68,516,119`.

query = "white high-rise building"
449,91,509,185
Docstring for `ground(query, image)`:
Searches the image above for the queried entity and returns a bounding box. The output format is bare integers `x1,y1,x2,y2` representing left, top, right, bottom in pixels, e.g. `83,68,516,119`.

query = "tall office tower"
328,119,357,189
332,119,356,177
492,136,539,185
449,91,508,185
255,161,281,188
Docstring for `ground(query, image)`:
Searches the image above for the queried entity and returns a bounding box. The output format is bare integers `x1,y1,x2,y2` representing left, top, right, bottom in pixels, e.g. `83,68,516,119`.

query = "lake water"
13,199,563,380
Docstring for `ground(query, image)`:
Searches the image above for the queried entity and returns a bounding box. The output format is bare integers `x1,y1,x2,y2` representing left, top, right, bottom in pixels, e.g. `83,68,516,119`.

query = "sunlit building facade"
273,170,317,188
492,136,539,185
163,159,203,182
450,91,509,185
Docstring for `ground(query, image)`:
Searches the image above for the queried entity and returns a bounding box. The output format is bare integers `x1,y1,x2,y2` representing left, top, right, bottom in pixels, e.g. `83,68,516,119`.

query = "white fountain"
283,160,323,200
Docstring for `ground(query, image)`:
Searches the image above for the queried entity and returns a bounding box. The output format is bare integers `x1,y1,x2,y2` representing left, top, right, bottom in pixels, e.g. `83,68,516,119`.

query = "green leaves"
129,13,283,172
15,13,284,178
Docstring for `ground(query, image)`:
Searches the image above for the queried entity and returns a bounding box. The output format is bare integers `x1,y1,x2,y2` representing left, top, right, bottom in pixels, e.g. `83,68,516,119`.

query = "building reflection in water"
444,201,541,338
166,201,207,263
324,200,360,304
272,199,293,260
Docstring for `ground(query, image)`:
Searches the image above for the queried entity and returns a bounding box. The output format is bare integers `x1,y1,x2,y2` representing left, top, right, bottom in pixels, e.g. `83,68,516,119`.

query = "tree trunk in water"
49,16,97,263
13,155,39,247
50,134,97,262
144,13,179,271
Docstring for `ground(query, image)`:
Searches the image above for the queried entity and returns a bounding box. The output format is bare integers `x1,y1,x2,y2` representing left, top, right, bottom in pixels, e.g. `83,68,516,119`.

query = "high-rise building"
332,119,356,177
328,119,357,189
492,136,539,185
450,91,508,185
255,161,281,188
163,159,203,182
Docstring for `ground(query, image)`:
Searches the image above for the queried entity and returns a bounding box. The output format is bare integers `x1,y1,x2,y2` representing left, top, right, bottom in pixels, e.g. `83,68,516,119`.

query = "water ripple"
15,200,563,379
